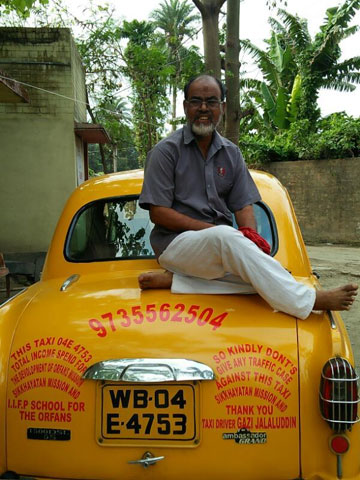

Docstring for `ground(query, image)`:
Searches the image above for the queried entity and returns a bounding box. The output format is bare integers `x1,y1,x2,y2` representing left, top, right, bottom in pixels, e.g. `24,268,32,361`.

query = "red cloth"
238,227,271,255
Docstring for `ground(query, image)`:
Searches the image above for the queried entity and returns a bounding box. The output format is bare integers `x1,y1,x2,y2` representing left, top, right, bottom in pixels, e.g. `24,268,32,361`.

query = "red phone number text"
89,303,228,337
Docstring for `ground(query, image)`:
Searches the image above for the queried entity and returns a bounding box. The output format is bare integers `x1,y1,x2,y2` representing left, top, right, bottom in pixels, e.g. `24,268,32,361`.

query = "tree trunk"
172,81,177,131
112,144,118,172
225,0,240,145
192,0,226,79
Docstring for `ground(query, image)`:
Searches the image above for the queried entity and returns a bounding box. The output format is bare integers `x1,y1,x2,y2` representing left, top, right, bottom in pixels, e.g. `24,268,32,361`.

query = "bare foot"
138,270,173,290
314,284,358,311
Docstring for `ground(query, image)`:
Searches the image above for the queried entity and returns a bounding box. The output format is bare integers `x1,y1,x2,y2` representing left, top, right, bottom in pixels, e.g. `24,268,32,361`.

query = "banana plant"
240,0,360,130
241,32,298,130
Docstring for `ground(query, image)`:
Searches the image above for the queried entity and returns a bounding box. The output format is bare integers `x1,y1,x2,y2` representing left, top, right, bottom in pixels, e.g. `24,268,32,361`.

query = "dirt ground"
307,244,360,371
1,244,359,369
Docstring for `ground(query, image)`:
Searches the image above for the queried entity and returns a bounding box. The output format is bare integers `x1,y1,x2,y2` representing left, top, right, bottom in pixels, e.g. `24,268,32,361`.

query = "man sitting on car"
138,74,358,319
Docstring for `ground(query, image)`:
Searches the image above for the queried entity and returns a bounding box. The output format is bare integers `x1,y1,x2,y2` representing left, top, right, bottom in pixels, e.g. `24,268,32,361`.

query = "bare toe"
138,271,173,290
314,283,358,312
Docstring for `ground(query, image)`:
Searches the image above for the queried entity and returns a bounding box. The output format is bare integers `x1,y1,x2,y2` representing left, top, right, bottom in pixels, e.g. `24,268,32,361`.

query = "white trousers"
158,225,316,320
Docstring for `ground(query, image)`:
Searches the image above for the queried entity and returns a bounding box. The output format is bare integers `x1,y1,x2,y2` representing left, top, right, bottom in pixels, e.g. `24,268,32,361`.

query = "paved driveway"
307,244,360,370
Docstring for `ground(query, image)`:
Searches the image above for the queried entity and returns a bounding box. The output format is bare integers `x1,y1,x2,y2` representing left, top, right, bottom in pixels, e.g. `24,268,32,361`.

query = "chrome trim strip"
319,393,360,404
83,358,215,382
0,288,27,308
319,414,360,425
327,310,337,330
60,274,80,292
321,376,360,382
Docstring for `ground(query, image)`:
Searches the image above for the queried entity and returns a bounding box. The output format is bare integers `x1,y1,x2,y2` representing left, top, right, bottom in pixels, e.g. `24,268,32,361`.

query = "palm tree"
241,0,360,129
151,0,200,129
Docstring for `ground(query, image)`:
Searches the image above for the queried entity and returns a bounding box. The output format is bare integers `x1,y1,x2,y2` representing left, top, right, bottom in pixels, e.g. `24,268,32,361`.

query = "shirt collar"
183,124,226,151
183,124,196,144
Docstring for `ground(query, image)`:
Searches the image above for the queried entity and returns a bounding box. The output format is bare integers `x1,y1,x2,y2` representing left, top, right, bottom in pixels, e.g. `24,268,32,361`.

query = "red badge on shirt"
217,167,226,177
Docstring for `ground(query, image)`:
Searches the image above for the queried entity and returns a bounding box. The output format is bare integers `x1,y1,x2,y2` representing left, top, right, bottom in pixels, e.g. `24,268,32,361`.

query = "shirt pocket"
214,171,233,196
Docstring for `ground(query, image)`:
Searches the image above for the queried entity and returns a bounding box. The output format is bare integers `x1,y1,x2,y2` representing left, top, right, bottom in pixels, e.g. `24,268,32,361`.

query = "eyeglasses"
186,98,223,109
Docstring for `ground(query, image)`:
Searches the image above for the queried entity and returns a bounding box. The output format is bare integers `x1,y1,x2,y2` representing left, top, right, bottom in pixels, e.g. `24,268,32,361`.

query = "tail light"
319,357,359,432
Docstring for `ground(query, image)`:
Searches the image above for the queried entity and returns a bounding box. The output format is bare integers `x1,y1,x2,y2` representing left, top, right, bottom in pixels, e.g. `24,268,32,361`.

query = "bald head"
184,75,226,101
183,75,225,138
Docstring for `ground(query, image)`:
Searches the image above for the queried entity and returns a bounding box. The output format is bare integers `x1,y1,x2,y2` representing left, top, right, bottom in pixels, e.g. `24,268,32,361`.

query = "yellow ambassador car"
0,169,359,480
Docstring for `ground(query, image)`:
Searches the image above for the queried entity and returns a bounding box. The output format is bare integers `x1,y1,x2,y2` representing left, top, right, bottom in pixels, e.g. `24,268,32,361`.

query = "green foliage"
311,113,360,159
239,113,360,165
120,20,172,163
178,45,204,87
151,0,201,127
282,0,360,123
151,0,199,45
90,96,138,173
0,0,202,169
240,32,300,130
75,10,123,102
4,0,359,169
76,11,173,167
241,0,360,131
0,0,48,17
72,7,142,173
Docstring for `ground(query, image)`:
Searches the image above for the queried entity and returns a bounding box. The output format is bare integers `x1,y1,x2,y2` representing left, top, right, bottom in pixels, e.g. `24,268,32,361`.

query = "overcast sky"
67,0,360,117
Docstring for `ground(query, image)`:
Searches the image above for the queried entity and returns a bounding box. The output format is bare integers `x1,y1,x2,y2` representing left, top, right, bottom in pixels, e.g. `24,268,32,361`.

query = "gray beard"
190,113,222,137
191,122,215,136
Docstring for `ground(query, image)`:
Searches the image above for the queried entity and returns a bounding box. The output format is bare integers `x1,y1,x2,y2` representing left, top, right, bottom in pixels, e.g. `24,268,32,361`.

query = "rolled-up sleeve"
139,147,176,210
226,150,261,212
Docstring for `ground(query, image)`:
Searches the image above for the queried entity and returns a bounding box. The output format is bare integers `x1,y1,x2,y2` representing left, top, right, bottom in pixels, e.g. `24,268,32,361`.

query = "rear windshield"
65,197,278,262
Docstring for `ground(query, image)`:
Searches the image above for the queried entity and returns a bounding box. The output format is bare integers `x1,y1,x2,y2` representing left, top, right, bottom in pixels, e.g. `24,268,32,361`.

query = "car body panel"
297,310,360,479
6,275,301,479
1,169,359,479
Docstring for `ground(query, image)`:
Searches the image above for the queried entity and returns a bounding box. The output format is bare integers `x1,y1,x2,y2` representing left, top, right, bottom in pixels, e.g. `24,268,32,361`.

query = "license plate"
97,383,198,445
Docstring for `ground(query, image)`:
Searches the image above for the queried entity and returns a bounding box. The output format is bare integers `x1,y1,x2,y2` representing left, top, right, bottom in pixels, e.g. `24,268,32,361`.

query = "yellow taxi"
0,169,359,480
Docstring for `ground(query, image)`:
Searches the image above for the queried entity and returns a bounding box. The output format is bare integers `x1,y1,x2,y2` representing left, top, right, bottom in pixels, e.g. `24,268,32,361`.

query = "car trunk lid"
6,271,301,479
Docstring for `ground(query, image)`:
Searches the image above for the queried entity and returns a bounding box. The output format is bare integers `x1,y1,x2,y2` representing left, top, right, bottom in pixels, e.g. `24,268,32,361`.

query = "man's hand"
238,227,271,254
150,205,214,232
235,205,270,254
234,205,257,230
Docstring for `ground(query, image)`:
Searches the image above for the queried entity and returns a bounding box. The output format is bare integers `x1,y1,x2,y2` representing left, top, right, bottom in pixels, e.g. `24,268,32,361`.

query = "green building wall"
0,28,87,253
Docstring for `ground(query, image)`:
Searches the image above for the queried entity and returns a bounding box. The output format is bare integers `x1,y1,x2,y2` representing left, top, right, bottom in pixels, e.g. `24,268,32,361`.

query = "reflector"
330,434,350,455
